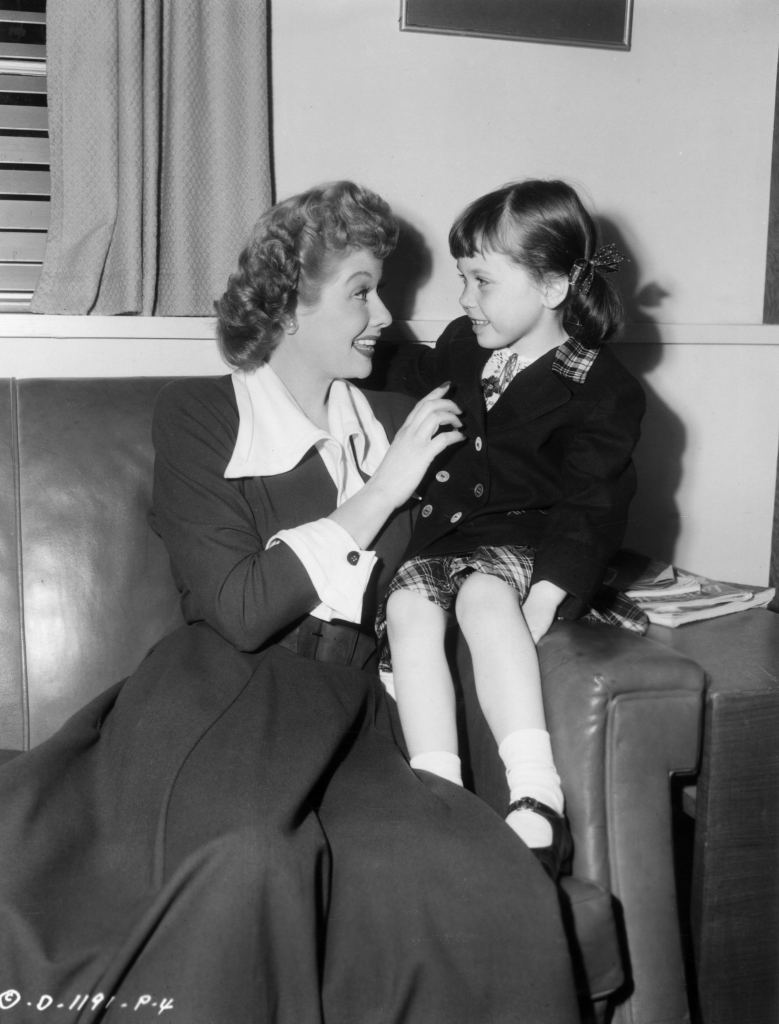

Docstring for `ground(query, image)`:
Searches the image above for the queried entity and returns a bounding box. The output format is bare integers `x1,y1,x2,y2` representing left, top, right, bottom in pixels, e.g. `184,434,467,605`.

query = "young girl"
379,179,645,879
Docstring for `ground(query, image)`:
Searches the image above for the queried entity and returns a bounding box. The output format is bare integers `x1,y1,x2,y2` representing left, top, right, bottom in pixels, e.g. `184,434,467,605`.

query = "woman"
0,181,579,1023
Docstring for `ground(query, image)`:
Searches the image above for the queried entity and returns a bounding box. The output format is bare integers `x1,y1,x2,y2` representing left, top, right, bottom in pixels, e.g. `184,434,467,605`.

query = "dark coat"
388,317,646,615
150,375,415,652
0,374,580,1024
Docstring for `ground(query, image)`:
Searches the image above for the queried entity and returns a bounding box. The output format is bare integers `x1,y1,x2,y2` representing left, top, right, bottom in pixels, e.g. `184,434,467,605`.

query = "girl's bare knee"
455,573,518,629
386,589,442,639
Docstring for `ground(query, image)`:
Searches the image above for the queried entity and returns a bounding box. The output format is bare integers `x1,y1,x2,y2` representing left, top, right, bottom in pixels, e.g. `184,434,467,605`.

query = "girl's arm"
521,580,568,644
529,374,646,623
385,319,464,397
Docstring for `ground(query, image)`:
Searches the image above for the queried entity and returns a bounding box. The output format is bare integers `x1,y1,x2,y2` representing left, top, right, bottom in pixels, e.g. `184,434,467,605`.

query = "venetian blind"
0,1,47,312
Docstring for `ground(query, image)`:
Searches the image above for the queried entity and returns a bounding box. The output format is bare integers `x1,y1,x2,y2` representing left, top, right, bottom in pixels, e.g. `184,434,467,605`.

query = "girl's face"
456,249,553,351
293,248,391,384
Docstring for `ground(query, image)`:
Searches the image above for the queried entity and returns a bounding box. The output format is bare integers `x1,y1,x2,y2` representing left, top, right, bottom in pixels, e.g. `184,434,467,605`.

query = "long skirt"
0,623,579,1024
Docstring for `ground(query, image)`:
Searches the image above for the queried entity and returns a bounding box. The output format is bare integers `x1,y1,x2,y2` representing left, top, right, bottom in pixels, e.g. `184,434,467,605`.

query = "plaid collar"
552,337,600,384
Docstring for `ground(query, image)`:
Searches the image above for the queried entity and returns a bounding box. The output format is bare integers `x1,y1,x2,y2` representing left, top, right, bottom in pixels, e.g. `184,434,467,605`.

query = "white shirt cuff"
267,519,377,624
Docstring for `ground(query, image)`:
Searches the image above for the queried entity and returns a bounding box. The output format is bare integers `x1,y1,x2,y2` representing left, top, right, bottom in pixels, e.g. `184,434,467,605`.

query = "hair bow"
569,243,626,298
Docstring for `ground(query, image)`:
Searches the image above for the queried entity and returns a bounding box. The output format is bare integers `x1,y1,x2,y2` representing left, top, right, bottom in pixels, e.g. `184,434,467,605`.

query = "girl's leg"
454,572,563,848
385,589,462,786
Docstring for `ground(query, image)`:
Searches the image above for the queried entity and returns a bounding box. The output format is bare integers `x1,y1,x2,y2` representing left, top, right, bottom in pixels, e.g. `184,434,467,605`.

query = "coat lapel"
243,388,412,546
488,352,573,427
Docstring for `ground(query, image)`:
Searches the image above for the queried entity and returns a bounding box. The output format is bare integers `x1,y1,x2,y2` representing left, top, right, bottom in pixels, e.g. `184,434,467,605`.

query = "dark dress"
0,376,579,1024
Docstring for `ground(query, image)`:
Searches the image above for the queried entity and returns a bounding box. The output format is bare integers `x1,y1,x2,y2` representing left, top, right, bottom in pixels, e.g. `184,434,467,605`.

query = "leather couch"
0,377,706,1024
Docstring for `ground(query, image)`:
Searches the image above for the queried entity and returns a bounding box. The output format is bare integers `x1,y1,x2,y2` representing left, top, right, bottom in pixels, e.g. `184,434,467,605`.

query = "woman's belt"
277,616,374,667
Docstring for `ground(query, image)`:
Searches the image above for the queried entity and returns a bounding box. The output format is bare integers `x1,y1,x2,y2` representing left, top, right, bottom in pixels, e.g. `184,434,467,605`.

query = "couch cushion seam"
11,379,30,751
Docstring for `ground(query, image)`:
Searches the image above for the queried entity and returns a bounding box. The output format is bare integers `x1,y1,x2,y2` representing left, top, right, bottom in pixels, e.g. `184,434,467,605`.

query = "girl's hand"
370,383,465,508
522,580,567,643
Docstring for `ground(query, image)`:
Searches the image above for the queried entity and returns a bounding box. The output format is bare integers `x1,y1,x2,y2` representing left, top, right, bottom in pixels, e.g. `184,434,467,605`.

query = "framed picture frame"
400,0,634,51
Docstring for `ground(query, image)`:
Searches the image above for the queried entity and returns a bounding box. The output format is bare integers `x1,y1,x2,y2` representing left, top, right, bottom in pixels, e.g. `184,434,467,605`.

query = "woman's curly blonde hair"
215,181,398,370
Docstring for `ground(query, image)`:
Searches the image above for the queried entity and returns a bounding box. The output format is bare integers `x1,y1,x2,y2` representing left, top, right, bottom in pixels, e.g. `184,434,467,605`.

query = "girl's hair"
215,180,399,370
449,179,623,347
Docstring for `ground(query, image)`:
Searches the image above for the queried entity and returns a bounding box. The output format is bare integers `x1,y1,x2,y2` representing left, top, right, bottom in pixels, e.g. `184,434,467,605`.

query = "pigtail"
563,251,624,348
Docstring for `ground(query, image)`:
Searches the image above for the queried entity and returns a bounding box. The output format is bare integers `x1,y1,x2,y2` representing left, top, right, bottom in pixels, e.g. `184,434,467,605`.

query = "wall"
268,0,779,585
0,0,777,585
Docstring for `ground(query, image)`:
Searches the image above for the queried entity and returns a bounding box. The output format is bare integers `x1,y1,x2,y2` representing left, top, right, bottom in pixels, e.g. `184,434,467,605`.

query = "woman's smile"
353,334,379,358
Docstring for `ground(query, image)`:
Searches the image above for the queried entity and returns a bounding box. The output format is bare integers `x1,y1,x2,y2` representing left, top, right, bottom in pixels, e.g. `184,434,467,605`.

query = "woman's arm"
330,384,463,547
151,379,463,651
151,379,324,650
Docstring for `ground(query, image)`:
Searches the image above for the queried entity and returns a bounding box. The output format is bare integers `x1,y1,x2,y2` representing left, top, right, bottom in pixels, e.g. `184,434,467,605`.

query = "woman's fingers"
404,383,461,430
410,406,462,440
404,396,463,439
371,382,467,506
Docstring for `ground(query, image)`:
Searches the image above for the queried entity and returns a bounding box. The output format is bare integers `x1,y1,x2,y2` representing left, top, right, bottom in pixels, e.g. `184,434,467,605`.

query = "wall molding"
1,315,778,379
2,314,779,343
396,320,779,346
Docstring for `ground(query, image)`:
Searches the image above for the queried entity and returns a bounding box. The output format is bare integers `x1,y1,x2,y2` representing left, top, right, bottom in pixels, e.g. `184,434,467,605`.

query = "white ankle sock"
498,728,564,848
410,750,463,787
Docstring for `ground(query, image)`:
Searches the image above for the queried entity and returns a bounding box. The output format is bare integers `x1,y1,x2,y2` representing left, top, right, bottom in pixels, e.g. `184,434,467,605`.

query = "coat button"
450,511,462,524
474,436,483,452
347,550,360,565
473,483,484,498
421,504,433,518
435,470,450,483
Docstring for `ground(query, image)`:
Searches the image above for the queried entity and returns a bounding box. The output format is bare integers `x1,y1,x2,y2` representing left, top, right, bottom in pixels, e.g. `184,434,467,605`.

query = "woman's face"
291,248,391,384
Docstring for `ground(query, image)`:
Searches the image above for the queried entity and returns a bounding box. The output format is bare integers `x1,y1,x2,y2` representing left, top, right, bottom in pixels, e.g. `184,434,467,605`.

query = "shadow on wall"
600,215,685,566
381,216,434,339
365,217,433,390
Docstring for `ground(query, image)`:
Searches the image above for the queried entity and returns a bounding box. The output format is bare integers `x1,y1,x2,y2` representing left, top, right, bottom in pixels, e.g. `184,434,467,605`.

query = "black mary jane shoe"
507,796,573,881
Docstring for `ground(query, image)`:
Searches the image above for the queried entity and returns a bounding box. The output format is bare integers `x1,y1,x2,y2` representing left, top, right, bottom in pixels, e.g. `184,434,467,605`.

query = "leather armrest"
455,619,705,1024
457,619,704,884
538,620,705,886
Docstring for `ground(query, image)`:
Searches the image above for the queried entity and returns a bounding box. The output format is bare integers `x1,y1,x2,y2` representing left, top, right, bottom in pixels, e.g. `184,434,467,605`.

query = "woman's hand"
369,383,464,508
522,580,567,643
329,383,463,549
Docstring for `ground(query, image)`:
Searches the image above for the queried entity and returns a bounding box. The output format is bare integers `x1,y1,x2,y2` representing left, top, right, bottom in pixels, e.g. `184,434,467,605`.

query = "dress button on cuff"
435,470,450,483
450,511,462,524
347,550,360,565
421,504,433,518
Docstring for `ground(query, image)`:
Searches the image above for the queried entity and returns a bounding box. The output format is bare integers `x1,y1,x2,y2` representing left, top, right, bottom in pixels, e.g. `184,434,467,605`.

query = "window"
0,1,48,312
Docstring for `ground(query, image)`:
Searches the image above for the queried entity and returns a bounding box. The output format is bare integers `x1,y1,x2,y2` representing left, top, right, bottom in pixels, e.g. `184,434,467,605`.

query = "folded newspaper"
622,561,775,627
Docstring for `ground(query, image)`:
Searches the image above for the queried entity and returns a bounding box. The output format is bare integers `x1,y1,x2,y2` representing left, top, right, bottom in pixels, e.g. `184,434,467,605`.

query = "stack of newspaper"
620,559,775,628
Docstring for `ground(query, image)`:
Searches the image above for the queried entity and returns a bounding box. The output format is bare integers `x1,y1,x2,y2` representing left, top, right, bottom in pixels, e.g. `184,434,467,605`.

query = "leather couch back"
0,378,186,750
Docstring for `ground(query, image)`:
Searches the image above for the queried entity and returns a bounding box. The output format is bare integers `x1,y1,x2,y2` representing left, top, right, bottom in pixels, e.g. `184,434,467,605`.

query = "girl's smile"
457,250,567,358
